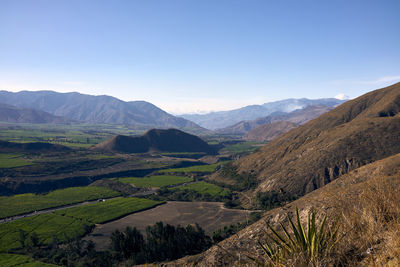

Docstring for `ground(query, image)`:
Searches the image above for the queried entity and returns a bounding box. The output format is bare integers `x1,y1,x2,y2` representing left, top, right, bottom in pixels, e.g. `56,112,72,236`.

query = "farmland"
0,197,164,252
0,253,58,267
159,161,230,174
54,197,164,224
172,181,230,197
116,175,193,187
0,186,120,219
0,154,33,168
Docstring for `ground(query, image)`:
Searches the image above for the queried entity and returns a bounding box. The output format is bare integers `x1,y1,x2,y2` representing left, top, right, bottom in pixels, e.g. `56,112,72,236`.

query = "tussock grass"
332,177,400,266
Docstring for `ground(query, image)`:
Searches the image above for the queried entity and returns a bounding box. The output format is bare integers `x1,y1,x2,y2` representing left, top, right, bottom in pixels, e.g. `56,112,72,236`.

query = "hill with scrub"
0,103,71,123
93,128,216,154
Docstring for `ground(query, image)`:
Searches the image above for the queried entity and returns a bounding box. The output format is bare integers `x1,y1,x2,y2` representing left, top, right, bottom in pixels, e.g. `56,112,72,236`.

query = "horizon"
1,0,399,114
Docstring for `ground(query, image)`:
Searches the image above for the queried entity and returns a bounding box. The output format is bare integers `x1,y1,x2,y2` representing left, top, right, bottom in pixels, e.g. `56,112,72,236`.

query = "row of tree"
110,222,212,264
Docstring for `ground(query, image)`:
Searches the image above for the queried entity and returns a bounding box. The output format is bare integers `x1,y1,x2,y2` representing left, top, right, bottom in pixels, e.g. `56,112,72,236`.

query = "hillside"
0,103,70,124
178,152,400,266
0,91,205,132
243,121,298,142
225,82,400,200
218,105,332,135
93,128,215,154
0,140,70,153
181,98,344,130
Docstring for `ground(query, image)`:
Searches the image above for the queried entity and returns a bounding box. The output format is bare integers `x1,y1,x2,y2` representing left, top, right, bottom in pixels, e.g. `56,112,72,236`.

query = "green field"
0,154,33,168
54,197,164,224
172,181,230,196
117,175,192,187
0,186,121,219
159,161,230,174
0,253,58,267
0,213,89,252
0,197,164,252
220,141,262,154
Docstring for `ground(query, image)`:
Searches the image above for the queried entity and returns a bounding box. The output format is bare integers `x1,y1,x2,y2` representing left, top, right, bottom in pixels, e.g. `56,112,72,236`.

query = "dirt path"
84,201,255,250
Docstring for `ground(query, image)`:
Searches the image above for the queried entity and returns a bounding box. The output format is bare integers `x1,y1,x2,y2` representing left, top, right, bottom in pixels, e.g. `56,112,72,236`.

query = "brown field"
85,201,253,250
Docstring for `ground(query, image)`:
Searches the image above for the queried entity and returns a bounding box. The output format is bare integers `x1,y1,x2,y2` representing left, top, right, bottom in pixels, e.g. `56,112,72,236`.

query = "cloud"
333,75,400,86
334,93,350,100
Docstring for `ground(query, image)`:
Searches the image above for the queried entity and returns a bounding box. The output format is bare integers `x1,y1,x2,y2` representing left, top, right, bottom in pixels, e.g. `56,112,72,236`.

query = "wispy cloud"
333,75,400,86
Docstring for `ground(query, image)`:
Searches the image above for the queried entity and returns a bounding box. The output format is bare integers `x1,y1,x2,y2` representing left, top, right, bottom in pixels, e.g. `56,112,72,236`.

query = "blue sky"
0,0,399,114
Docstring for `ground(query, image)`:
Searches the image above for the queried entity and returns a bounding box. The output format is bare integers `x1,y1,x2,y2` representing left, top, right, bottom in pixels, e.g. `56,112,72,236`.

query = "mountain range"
180,98,345,130
0,90,205,132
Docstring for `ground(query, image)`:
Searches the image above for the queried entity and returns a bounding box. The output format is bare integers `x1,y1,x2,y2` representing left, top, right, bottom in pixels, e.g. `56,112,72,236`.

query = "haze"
0,0,399,114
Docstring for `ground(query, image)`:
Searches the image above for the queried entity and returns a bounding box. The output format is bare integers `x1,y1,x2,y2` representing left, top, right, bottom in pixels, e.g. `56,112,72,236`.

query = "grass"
254,208,339,266
220,141,262,154
159,161,230,174
171,181,230,197
0,253,58,267
117,175,193,188
0,197,164,252
0,154,33,168
54,197,164,224
0,186,121,219
0,213,89,252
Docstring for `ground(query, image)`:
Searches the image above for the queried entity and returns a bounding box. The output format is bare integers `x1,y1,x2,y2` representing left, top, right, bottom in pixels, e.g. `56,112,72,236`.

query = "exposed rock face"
93,128,216,154
231,82,400,198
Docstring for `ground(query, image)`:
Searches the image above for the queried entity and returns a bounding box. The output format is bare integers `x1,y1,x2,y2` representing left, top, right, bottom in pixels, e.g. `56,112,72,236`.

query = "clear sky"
0,0,399,114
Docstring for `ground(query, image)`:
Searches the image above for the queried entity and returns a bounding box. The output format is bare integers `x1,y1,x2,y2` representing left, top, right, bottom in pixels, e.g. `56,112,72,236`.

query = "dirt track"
84,201,254,250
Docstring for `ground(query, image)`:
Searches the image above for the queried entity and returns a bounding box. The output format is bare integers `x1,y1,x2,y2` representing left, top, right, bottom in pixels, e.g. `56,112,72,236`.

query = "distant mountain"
217,105,333,135
0,103,71,123
0,90,205,132
180,98,345,130
243,121,298,142
228,82,400,198
93,128,216,154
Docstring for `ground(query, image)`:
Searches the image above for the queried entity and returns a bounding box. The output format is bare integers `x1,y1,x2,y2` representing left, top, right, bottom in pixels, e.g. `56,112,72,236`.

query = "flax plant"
254,208,339,266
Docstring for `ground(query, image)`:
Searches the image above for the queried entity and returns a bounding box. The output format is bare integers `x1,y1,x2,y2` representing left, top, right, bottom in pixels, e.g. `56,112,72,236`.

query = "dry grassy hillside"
173,152,400,266
234,82,400,198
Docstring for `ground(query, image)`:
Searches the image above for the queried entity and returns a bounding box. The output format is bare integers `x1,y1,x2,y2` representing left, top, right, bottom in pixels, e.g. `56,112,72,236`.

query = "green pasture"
117,175,192,188
159,161,230,174
0,213,89,252
172,181,230,197
54,197,164,224
220,141,262,154
0,186,120,219
0,154,33,168
0,253,58,267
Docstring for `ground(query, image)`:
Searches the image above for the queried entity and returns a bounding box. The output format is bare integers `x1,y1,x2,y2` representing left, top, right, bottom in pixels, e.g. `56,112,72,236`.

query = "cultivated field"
0,186,120,218
84,201,254,250
54,197,164,224
0,197,164,252
0,153,33,168
116,175,193,187
171,181,230,196
0,253,58,267
159,161,230,174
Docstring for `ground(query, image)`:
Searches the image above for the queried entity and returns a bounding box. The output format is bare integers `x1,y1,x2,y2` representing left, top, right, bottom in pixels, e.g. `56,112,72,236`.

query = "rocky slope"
93,128,216,154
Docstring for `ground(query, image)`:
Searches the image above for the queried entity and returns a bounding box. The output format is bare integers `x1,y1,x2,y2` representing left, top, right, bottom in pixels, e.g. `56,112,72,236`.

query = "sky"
0,0,399,114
